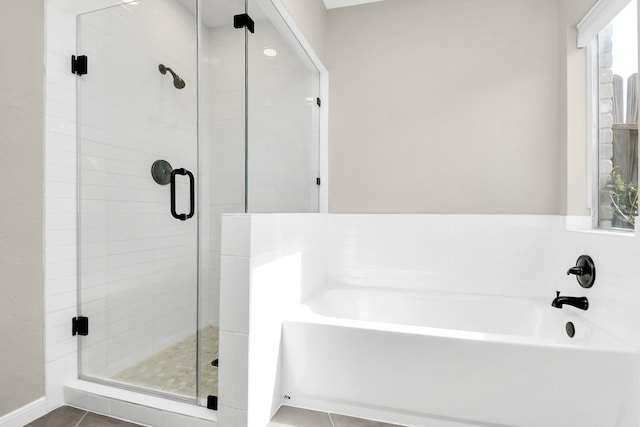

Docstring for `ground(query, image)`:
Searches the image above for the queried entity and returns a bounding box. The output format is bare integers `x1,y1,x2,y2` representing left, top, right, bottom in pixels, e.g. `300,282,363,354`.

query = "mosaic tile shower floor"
111,325,218,398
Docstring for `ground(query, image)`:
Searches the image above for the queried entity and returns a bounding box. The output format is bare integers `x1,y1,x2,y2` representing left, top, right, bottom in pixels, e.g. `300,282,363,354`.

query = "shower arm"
159,64,178,79
158,64,185,89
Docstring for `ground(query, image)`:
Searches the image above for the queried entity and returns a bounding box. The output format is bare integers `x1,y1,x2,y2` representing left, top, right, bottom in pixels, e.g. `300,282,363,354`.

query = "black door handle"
170,168,195,221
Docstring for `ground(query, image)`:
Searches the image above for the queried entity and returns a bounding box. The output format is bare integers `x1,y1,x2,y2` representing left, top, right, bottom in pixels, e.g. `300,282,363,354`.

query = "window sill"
565,215,636,237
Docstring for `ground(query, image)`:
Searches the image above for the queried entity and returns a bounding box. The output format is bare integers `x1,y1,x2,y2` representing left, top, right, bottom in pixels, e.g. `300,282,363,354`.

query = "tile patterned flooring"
30,328,405,427
111,325,219,398
268,406,408,427
25,406,143,427
28,405,407,427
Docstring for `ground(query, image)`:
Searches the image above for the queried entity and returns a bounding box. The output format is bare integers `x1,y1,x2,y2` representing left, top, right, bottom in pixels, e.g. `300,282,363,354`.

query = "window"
580,0,638,230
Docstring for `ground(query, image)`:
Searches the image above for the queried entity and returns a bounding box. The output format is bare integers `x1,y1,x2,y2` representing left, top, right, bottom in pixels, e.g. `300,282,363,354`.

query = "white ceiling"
173,0,385,27
322,0,384,9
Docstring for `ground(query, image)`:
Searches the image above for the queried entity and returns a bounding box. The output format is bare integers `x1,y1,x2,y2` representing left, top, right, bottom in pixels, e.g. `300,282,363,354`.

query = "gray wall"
326,0,564,214
0,1,45,417
282,0,602,216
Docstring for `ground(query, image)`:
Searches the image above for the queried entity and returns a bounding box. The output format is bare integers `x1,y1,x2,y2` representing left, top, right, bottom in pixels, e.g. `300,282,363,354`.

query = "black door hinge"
316,97,321,107
234,14,255,33
71,55,88,75
72,316,89,336
316,177,321,185
207,395,218,410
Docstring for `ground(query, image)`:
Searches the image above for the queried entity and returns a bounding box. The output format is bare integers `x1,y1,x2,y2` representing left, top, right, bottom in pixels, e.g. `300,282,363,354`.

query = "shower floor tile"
111,325,218,399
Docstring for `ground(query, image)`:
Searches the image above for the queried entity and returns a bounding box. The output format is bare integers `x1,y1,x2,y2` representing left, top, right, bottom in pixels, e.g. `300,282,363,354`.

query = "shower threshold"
64,380,216,425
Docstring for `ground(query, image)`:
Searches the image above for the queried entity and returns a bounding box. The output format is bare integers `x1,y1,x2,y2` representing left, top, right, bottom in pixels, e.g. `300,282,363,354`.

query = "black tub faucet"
551,291,589,310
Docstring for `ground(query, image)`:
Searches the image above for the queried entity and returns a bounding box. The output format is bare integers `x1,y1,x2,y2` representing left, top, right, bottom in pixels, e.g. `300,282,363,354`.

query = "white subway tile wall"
324,214,562,298
218,214,328,427
219,214,251,427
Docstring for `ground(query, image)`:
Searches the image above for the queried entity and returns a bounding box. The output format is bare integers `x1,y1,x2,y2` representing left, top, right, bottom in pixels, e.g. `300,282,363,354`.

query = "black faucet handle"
567,266,583,276
567,255,596,288
551,291,561,308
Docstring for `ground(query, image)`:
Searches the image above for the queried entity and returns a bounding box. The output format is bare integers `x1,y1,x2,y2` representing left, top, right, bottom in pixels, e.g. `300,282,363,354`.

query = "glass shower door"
76,0,201,401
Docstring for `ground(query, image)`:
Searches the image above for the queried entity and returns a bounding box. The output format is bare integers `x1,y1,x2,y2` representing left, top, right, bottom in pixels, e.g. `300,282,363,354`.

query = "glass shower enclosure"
75,0,320,407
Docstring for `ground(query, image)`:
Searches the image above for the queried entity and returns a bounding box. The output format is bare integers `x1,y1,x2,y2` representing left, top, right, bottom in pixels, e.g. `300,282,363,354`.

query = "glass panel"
246,0,321,213
197,0,247,405
77,0,200,401
597,0,638,230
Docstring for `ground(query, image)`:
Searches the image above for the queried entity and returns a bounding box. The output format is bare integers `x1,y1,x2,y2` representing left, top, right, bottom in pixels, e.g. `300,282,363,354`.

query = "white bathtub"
282,287,638,427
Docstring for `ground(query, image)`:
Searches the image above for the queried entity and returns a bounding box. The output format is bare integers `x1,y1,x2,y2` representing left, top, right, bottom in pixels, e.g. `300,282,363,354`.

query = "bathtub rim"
293,286,636,354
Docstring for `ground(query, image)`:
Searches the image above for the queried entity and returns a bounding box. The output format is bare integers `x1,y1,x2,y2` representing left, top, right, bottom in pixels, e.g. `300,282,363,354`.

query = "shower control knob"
151,160,172,185
567,255,595,288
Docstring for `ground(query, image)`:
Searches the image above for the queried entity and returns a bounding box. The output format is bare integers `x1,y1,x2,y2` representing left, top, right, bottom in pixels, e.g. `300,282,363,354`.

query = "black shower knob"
567,255,595,288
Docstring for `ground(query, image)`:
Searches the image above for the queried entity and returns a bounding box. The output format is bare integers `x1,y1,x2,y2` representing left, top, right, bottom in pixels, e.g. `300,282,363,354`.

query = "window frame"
582,0,638,231
587,38,600,229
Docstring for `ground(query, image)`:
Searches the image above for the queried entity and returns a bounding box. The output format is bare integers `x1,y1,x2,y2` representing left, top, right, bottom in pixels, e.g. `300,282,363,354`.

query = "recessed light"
263,48,278,57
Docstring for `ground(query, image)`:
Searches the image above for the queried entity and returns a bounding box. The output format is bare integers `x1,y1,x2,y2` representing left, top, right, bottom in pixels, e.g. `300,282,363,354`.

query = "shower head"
158,64,185,89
